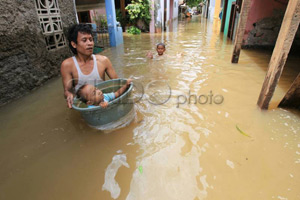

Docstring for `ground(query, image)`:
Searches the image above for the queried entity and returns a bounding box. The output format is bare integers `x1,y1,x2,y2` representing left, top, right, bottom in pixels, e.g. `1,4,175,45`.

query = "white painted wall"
208,0,216,21
160,0,164,29
166,0,170,22
173,0,179,19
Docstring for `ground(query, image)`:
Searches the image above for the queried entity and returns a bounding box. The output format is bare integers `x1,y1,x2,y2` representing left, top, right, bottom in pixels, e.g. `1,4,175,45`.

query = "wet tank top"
73,54,103,93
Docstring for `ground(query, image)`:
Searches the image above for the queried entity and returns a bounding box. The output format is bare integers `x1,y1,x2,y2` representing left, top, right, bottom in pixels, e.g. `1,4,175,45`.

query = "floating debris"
138,166,143,174
236,125,251,138
226,160,235,169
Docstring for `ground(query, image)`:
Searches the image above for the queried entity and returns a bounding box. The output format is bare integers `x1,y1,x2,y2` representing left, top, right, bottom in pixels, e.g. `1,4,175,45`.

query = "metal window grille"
34,0,66,51
93,28,110,49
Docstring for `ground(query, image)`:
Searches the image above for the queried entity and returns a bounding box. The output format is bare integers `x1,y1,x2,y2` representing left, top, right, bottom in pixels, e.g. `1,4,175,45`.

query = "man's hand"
66,93,74,109
99,101,108,108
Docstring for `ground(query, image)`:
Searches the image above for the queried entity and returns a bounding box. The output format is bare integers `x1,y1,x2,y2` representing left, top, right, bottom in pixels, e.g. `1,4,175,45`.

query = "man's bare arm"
102,56,118,79
61,60,74,108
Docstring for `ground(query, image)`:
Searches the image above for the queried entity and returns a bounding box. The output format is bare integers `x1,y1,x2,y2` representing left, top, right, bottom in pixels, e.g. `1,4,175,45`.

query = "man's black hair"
157,43,165,48
67,24,93,55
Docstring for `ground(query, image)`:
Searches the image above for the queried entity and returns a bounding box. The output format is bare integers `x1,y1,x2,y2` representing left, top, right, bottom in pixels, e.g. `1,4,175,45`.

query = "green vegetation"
116,9,128,30
93,14,107,29
236,124,251,138
125,0,151,31
186,0,203,8
126,26,141,35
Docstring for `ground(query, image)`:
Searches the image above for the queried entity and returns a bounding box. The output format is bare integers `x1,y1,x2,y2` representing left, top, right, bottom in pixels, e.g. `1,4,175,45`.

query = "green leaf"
138,166,143,174
236,125,251,138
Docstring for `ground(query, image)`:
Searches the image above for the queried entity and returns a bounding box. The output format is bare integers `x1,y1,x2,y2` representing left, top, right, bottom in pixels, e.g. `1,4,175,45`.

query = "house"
0,0,77,106
230,0,300,109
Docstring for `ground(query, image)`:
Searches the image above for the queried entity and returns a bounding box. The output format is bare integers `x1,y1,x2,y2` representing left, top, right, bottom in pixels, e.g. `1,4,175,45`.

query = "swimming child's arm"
146,52,153,59
114,79,132,98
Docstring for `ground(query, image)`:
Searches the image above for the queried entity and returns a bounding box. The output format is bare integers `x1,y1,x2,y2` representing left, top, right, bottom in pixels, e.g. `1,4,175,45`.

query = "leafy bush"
126,26,141,34
186,0,203,8
116,9,128,30
125,0,151,30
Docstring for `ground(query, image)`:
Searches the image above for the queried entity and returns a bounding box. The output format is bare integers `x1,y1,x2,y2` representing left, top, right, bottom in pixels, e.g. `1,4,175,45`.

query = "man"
61,24,118,108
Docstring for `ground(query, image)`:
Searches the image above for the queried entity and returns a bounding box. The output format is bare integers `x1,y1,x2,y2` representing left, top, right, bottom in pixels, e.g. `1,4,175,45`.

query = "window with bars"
34,0,66,51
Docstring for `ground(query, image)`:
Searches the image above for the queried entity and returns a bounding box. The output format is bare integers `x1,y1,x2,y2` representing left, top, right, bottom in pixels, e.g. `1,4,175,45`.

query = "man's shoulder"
94,54,109,62
61,57,75,70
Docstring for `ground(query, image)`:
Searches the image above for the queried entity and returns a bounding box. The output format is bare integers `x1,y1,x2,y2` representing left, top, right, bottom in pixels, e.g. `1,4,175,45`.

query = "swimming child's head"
156,43,166,56
77,84,104,105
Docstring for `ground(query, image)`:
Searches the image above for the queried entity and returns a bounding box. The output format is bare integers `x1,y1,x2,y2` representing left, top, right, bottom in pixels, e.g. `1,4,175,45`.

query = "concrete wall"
173,0,179,19
0,0,77,106
90,4,107,25
243,0,287,47
213,0,222,20
208,0,216,21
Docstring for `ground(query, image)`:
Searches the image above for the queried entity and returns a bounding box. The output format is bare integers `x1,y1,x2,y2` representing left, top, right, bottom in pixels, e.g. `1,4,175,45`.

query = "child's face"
81,85,104,105
156,45,165,56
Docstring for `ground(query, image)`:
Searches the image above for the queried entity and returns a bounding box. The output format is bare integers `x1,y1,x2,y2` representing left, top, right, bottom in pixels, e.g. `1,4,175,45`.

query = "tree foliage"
186,0,203,8
125,0,151,27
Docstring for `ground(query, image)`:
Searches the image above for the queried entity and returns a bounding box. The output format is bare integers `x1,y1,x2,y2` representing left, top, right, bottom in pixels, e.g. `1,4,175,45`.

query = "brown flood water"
0,16,300,200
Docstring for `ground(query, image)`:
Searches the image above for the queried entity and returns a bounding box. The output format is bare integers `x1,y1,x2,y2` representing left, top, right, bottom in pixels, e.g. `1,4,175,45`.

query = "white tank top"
73,54,103,93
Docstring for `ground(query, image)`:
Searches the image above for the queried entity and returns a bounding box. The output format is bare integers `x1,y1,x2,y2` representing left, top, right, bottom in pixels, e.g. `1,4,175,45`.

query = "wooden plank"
231,0,251,63
257,0,300,109
279,73,300,109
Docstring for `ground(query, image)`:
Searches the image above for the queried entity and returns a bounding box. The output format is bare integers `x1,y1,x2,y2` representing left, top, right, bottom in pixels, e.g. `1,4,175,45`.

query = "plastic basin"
72,79,134,129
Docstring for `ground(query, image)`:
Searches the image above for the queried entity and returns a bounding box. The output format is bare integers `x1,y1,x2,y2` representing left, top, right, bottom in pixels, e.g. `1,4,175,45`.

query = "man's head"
67,24,94,55
156,43,166,56
77,84,104,105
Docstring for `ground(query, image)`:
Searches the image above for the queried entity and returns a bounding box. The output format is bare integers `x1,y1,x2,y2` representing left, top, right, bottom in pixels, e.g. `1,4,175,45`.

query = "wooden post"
120,0,125,17
231,0,251,63
257,0,300,109
279,73,300,109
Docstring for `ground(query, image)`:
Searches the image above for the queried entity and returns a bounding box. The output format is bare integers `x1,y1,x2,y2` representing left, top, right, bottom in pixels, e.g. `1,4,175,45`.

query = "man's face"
156,45,165,56
73,32,94,55
81,85,104,105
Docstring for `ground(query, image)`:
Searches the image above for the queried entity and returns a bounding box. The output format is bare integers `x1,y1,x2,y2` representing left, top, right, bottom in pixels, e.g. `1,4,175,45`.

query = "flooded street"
1,16,300,200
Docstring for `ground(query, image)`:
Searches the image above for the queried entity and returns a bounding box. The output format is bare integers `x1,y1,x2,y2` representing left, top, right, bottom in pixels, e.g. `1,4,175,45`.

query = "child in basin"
77,79,132,108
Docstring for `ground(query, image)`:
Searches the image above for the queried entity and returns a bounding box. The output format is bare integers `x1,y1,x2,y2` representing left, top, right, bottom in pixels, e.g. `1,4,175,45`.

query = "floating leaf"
236,124,251,138
138,166,143,174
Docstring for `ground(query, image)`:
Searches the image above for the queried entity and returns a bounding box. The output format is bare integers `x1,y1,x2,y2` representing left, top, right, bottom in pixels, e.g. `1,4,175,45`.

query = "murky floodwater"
1,16,300,200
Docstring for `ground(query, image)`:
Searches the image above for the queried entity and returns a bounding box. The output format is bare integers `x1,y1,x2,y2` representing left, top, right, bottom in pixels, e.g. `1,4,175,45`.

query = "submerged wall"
243,0,287,47
0,0,77,106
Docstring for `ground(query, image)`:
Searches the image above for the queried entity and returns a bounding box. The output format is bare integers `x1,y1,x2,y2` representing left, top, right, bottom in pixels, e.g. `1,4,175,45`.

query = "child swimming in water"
77,79,132,108
146,43,166,59
146,43,183,59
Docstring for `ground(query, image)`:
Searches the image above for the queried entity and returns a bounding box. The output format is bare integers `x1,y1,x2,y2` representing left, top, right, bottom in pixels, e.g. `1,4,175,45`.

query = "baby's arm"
99,101,108,108
114,79,132,98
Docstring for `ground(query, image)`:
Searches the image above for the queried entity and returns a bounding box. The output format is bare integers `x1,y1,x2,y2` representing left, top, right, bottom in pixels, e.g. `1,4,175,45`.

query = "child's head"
77,84,104,105
156,43,166,56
